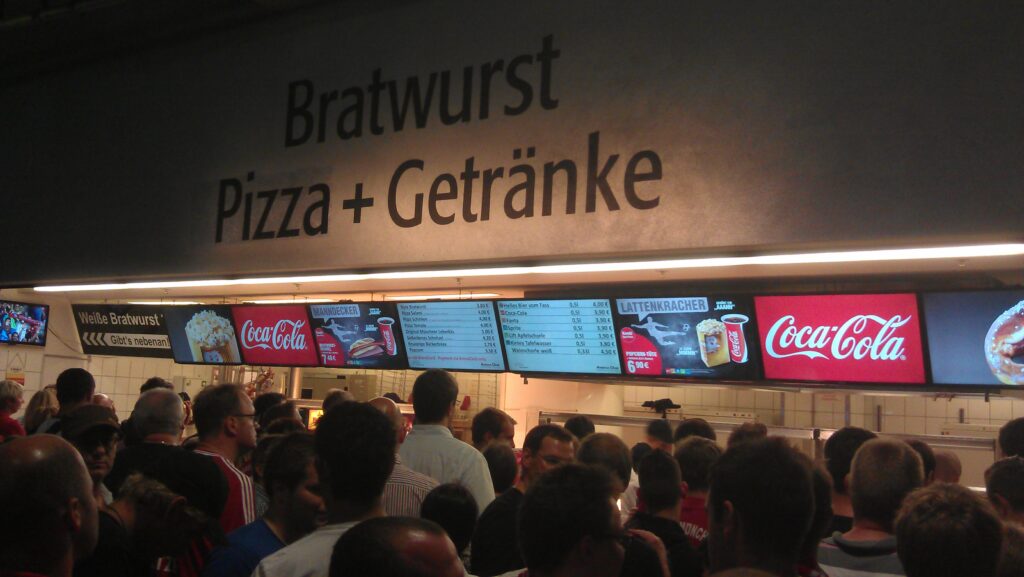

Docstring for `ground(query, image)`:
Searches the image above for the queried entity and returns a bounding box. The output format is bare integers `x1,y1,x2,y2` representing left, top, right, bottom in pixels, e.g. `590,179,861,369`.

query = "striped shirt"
818,533,905,577
194,448,256,534
383,455,440,517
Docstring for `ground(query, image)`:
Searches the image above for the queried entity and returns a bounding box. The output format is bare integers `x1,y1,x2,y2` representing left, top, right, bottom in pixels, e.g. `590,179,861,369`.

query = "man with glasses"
193,383,258,534
62,404,122,505
472,424,576,576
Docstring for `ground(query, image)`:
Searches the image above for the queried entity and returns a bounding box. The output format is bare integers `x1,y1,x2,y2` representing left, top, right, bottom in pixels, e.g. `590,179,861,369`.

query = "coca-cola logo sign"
755,295,925,383
231,306,318,366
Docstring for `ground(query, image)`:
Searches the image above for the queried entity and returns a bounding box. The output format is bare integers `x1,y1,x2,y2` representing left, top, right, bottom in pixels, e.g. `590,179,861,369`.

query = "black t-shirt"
106,442,228,521
826,514,853,537
621,533,665,577
625,512,703,577
471,488,525,576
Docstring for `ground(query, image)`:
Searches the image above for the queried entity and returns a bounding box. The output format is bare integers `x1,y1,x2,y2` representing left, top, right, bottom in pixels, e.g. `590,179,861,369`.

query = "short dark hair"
192,384,244,439
850,439,923,532
259,401,298,430
55,368,95,406
315,402,395,506
519,464,618,573
576,432,631,490
638,450,682,513
801,457,834,561
523,424,574,455
895,484,1003,577
674,418,717,443
985,456,1024,513
563,415,595,440
709,438,814,566
140,377,173,394
726,422,768,449
483,442,518,494
323,389,355,412
824,426,877,495
999,418,1024,458
411,369,458,423
674,436,723,492
631,442,654,475
906,439,936,481
420,483,478,554
330,517,449,577
263,432,316,500
472,408,510,446
646,419,673,445
253,392,286,423
265,418,307,435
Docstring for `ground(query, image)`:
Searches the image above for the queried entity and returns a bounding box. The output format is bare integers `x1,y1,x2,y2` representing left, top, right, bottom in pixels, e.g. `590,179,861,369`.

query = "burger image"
349,337,384,359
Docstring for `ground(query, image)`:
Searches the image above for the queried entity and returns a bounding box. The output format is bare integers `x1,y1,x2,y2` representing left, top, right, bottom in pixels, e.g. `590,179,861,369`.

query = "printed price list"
397,301,505,371
497,299,622,374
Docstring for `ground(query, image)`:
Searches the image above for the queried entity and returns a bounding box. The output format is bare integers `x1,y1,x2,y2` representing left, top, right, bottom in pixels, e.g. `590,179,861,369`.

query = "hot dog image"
349,337,384,359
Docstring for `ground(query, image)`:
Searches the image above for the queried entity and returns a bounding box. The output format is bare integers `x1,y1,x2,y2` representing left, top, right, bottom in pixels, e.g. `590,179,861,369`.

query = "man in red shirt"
674,436,722,549
0,379,26,440
192,384,259,534
0,435,99,577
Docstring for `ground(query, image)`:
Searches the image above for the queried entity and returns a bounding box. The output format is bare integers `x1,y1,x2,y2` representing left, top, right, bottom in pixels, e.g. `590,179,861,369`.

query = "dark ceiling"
0,0,327,86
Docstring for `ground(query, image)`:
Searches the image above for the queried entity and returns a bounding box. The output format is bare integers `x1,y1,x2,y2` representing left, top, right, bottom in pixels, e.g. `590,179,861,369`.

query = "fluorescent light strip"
385,293,501,301
242,298,335,304
34,243,1024,292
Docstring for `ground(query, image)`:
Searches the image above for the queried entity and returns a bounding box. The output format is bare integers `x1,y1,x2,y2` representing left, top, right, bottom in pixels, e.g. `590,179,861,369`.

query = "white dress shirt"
252,521,358,577
398,424,495,512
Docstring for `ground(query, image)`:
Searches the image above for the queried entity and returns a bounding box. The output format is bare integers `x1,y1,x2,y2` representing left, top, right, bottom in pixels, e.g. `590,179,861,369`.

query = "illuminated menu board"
397,301,505,371
497,299,621,374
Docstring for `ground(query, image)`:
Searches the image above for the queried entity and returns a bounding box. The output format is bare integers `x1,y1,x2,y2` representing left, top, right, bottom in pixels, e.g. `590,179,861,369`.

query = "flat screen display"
612,296,757,379
924,291,1024,386
231,305,319,367
0,300,49,346
164,306,243,365
497,299,621,374
755,294,926,384
397,301,505,371
308,303,407,369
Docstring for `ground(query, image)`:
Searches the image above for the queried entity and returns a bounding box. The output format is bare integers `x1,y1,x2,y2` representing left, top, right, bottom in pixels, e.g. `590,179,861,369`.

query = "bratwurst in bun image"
349,337,384,359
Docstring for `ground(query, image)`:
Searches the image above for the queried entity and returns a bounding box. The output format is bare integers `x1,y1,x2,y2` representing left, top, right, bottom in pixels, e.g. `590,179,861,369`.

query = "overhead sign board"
72,305,173,358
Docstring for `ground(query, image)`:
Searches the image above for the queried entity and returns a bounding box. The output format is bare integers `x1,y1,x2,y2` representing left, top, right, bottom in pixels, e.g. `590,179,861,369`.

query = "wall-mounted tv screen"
308,303,408,369
497,299,621,375
611,296,757,379
924,290,1024,386
231,305,319,367
754,293,926,384
397,301,505,371
0,300,49,346
164,306,242,365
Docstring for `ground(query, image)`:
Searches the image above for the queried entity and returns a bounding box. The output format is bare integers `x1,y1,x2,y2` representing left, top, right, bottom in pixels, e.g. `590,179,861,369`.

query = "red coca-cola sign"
755,294,925,383
231,306,318,366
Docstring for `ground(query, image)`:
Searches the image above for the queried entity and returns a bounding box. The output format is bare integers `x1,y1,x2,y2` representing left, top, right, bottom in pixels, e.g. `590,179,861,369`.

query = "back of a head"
798,455,834,560
472,407,509,447
482,442,518,494
564,415,596,440
0,435,95,572
420,483,478,554
638,450,682,513
631,442,654,475
933,450,962,484
824,426,877,495
23,387,59,434
895,483,1003,577
132,388,185,439
139,376,173,394
906,439,936,482
323,389,356,412
999,417,1024,458
411,369,458,424
985,457,1024,517
674,418,717,443
519,464,617,574
259,401,299,431
726,421,768,449
0,379,23,406
330,516,453,577
674,436,723,493
192,384,243,439
315,402,396,506
262,432,316,500
56,368,95,407
709,438,813,568
646,418,673,446
253,392,287,423
850,438,924,532
577,432,631,492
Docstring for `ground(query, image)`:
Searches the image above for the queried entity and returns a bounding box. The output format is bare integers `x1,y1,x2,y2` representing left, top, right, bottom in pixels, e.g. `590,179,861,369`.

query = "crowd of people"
1,369,1023,577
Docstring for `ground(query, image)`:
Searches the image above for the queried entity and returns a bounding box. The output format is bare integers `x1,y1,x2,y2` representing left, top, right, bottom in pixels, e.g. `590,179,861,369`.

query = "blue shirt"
202,518,284,577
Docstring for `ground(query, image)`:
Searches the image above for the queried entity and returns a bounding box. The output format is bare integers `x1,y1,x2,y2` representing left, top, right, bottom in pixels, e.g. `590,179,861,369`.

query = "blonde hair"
0,379,23,404
23,387,59,434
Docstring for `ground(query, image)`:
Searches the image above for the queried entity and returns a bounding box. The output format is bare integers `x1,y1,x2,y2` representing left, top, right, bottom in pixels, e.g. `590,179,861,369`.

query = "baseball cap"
62,404,121,441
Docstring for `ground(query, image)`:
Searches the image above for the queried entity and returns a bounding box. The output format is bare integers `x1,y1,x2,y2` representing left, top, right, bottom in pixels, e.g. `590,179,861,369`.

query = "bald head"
933,450,962,484
369,397,405,446
0,435,98,572
330,517,463,577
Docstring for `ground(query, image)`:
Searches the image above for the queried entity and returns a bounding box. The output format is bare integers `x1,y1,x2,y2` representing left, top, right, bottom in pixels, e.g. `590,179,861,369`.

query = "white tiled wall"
83,356,214,421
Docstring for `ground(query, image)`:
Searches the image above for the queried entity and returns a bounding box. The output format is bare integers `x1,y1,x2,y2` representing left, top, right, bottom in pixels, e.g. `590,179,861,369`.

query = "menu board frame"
397,300,508,373
163,305,245,366
495,298,623,376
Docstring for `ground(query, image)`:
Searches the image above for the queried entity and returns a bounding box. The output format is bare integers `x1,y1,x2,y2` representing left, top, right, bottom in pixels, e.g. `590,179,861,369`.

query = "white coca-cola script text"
764,315,910,361
240,319,308,351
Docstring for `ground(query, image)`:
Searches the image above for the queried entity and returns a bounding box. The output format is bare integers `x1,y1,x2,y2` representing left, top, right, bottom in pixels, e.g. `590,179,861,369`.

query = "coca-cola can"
721,314,749,363
378,317,397,356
